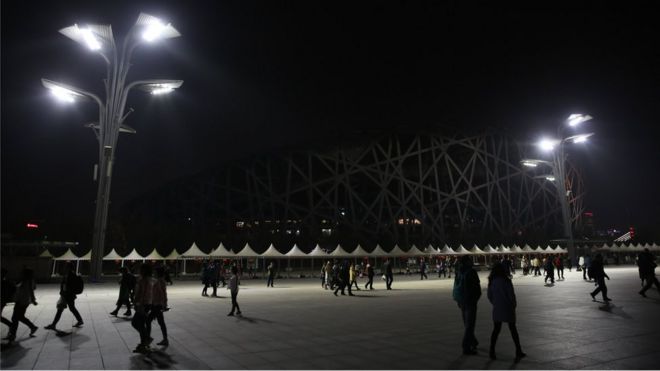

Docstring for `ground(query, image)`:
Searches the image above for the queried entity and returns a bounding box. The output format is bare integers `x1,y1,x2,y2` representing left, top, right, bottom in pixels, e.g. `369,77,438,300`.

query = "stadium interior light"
538,138,560,151
567,113,593,127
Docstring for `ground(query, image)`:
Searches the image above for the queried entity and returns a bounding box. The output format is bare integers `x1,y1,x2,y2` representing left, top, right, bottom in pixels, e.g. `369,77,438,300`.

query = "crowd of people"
1,247,658,359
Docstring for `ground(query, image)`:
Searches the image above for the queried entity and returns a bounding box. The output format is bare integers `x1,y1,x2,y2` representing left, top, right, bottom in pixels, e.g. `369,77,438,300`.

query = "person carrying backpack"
45,262,84,330
453,255,482,355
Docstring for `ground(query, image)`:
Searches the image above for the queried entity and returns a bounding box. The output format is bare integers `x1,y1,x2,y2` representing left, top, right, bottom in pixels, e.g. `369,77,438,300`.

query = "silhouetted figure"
501,257,512,278
7,268,38,342
323,260,332,289
554,256,564,280
227,266,241,316
44,262,83,330
110,267,135,317
147,266,169,346
365,262,375,290
132,263,154,354
453,255,481,355
487,263,525,361
638,248,660,297
334,260,350,296
583,254,592,281
210,260,220,297
201,260,211,296
589,254,611,302
1,268,15,330
164,264,173,285
384,259,394,290
544,257,555,284
419,258,428,280
266,262,275,287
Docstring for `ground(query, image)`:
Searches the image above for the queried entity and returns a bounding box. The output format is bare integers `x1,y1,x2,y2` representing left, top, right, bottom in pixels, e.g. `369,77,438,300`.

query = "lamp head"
567,114,593,127
538,138,559,152
135,13,181,42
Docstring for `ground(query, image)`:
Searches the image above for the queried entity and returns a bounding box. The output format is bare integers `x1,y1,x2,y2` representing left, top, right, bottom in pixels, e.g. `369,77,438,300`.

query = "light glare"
142,19,168,42
538,138,559,151
545,175,556,181
522,161,538,167
76,25,101,50
50,86,77,103
151,87,174,95
567,113,593,127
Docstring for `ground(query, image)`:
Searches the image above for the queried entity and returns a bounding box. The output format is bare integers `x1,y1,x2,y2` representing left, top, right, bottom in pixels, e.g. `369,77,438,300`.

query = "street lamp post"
521,114,593,267
42,13,183,282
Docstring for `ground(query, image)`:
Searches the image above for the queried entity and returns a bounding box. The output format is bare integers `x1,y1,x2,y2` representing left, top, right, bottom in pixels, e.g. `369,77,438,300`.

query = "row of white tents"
44,241,660,261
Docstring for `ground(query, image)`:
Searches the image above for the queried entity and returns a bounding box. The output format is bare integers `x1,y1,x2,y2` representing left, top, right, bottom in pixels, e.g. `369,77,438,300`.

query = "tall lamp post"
42,13,183,282
521,114,593,266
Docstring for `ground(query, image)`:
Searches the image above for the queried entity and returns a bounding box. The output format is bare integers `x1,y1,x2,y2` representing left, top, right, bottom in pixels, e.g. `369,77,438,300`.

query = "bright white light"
567,113,593,127
50,86,77,103
538,138,559,151
150,86,174,95
522,161,538,168
573,135,588,143
75,25,101,50
142,19,168,42
545,175,556,181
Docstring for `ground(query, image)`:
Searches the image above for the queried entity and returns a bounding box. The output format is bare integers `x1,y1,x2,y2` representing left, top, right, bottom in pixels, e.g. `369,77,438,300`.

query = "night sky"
2,1,659,242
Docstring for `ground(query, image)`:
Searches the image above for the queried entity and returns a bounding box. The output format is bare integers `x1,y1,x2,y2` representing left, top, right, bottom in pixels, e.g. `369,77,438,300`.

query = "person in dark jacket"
110,267,135,317
201,260,211,296
487,263,525,361
544,256,555,284
365,262,375,290
7,268,39,342
637,248,660,297
1,268,15,330
266,262,275,287
45,262,83,330
454,255,481,355
384,259,394,290
554,255,564,280
334,260,350,296
589,254,611,302
420,258,428,280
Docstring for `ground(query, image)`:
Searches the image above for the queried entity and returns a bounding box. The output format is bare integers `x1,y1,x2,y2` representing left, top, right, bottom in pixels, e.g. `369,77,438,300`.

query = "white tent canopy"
389,245,409,256
163,249,180,260
440,245,458,255
39,249,53,258
285,244,308,257
103,248,124,260
77,250,91,260
143,249,165,260
181,242,209,258
468,245,485,254
209,243,234,258
510,245,524,254
262,244,285,257
350,245,370,257
308,245,328,257
521,245,536,253
483,245,499,254
236,243,260,257
330,245,351,257
123,249,146,261
455,245,472,255
410,245,429,256
53,249,80,261
370,244,389,257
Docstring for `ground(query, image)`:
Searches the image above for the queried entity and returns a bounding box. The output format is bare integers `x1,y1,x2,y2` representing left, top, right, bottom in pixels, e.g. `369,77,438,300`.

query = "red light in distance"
26,223,39,229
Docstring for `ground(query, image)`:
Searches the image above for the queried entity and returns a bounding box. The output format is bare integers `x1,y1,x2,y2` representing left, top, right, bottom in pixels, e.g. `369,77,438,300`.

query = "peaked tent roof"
209,243,234,258
143,249,165,260
440,245,458,255
163,249,180,260
308,245,328,257
521,245,536,253
468,245,485,254
389,245,409,256
103,248,124,260
370,244,389,257
510,245,524,254
483,245,499,254
543,246,555,253
181,242,209,258
78,250,92,260
285,244,308,257
330,245,351,257
409,245,428,256
123,249,146,260
350,245,370,257
39,249,52,258
236,243,260,257
455,245,472,255
53,249,80,261
262,244,285,257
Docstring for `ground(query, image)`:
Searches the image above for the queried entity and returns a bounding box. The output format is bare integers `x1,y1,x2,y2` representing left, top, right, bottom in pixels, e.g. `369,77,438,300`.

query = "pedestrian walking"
487,263,525,361
453,256,481,355
439,258,448,278
6,268,38,342
637,248,660,297
110,267,136,317
420,258,428,280
334,260,349,296
532,256,541,276
324,260,332,289
349,263,360,291
147,266,169,346
1,268,16,330
210,260,220,297
266,262,275,287
521,256,529,276
44,262,84,330
227,266,241,316
554,255,564,280
583,254,592,281
201,260,211,296
365,262,375,290
384,259,394,290
544,256,555,284
132,263,154,353
589,254,611,302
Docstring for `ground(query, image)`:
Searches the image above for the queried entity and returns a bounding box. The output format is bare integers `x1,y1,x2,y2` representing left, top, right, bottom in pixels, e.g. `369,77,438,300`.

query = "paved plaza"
1,266,659,370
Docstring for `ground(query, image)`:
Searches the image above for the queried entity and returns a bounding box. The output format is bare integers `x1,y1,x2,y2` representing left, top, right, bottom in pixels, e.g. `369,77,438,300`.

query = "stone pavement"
1,266,659,370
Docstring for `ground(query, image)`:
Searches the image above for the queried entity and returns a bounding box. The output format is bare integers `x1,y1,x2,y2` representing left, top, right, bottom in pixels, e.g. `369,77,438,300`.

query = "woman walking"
110,267,135,317
487,263,525,361
147,266,169,346
349,263,360,291
7,268,38,342
227,266,241,316
132,264,154,354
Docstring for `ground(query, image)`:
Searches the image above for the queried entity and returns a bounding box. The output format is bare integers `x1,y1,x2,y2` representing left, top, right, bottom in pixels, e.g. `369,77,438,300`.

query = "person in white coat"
487,263,525,361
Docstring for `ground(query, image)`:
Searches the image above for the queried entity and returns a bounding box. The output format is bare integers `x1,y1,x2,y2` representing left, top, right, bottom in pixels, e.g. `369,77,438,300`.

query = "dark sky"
2,1,659,240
